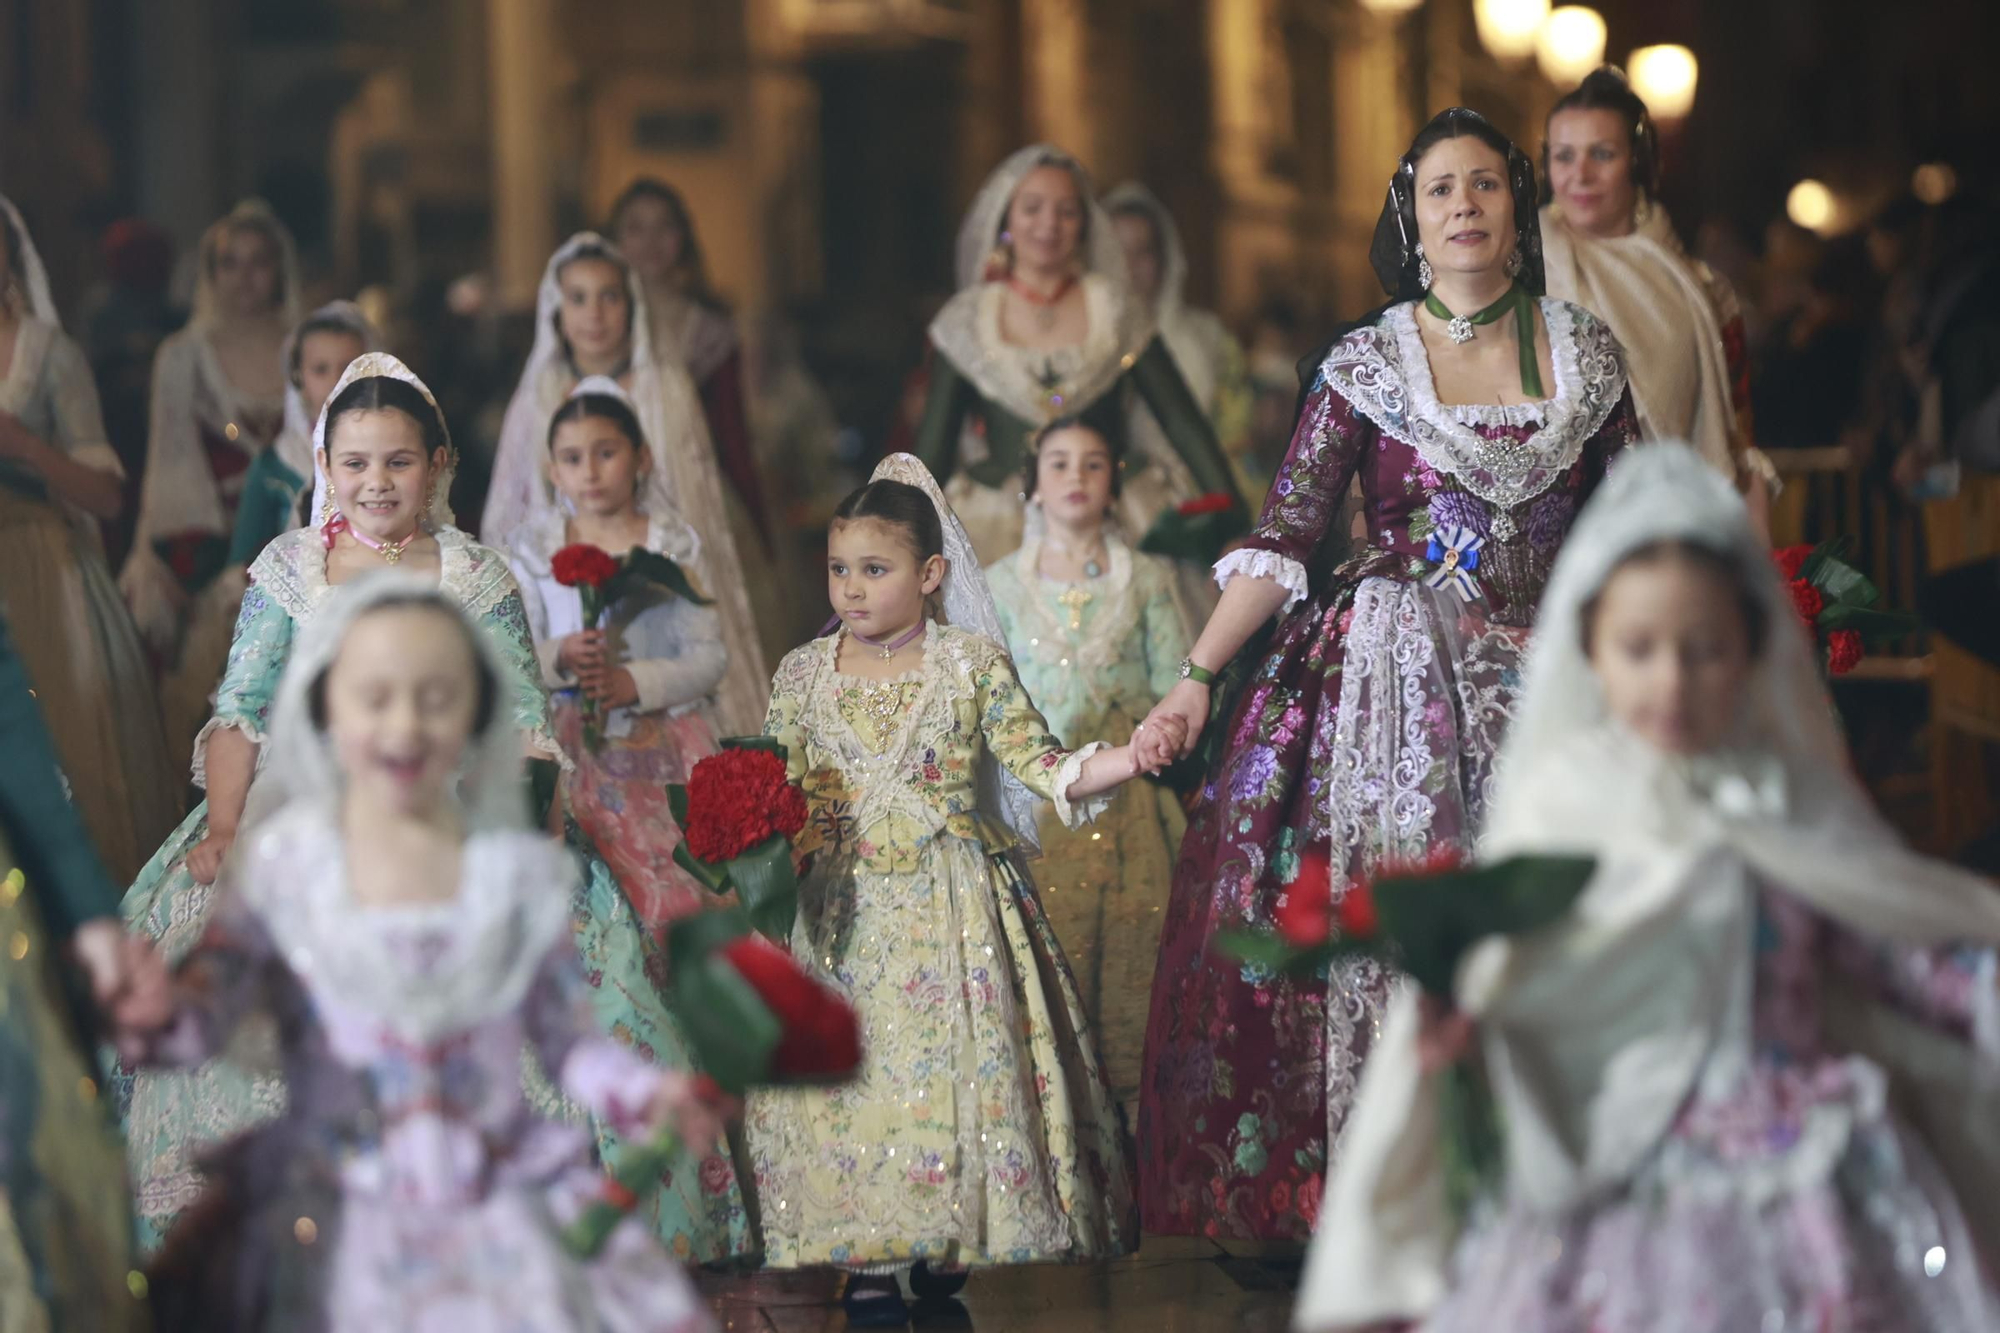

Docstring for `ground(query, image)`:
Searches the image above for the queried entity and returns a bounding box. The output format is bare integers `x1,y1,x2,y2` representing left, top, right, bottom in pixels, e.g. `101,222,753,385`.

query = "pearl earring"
1505,249,1524,278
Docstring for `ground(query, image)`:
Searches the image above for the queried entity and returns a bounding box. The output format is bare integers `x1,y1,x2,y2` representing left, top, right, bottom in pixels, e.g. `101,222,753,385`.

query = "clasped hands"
557,629,639,709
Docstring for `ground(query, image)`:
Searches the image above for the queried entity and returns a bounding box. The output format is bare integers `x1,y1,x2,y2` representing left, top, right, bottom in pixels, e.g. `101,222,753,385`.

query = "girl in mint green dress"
117,353,753,1263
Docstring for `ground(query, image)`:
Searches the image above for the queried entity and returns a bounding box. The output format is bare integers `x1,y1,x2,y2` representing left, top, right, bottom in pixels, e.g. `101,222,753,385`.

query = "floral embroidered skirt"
1138,563,1528,1240
746,837,1136,1271
1424,1077,1997,1331
116,801,756,1263
556,699,717,936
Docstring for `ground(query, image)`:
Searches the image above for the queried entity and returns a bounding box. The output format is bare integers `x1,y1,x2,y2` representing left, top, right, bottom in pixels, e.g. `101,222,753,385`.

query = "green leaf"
1371,854,1596,996
524,757,562,828
1137,504,1251,564
671,841,731,895
721,735,786,757
667,954,782,1094
1817,604,1921,639
729,834,800,943
1801,536,1855,583
603,548,714,606
666,783,690,827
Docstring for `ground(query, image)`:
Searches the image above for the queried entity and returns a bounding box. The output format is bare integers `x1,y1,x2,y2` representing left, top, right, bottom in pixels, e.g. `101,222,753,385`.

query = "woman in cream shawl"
1539,69,1775,533
1295,444,2000,1332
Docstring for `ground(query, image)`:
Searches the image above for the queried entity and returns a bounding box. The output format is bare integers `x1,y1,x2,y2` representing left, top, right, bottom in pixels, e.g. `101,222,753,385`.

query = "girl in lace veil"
121,199,302,771
1297,443,2000,1332
120,354,757,1264
745,452,1171,1322
911,144,1246,568
504,376,730,935
0,193,181,880
122,574,720,1331
483,232,769,733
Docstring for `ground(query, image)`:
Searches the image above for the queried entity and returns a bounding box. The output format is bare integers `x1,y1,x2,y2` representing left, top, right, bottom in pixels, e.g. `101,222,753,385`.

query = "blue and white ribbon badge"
1424,524,1484,602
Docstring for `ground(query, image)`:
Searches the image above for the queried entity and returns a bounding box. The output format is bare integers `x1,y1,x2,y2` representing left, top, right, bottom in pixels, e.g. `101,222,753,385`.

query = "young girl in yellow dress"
745,453,1168,1323
986,419,1190,1106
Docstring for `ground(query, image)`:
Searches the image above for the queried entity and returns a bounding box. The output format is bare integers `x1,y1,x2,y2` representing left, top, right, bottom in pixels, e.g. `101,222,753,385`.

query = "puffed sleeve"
762,647,815,786
44,333,122,476
1211,372,1370,611
190,578,294,787
478,582,568,771
1138,560,1192,701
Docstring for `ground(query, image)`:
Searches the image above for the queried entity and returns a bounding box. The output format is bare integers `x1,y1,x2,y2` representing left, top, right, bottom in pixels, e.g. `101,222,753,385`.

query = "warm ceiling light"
1628,44,1698,120
1474,0,1551,60
1358,0,1426,12
1787,179,1836,233
1913,162,1958,206
1536,7,1608,87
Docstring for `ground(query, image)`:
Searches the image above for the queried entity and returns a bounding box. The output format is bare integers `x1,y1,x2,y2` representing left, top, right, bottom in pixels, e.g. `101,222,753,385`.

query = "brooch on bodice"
1424,525,1485,602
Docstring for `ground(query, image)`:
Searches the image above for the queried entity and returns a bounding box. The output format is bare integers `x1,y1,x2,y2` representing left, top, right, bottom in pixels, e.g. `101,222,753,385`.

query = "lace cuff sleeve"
1052,741,1113,830
1213,547,1310,611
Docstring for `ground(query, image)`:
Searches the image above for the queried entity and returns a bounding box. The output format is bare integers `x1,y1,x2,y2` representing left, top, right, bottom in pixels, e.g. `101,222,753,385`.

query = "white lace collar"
250,525,513,622
243,805,573,1045
1318,298,1627,510
927,272,1156,425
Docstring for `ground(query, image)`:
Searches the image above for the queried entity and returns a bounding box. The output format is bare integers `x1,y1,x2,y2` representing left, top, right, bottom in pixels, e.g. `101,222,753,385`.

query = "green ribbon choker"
1422,281,1545,398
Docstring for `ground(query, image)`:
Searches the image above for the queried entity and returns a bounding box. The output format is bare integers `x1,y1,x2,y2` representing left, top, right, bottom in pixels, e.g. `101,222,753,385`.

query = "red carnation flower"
552,543,621,589
1274,850,1334,946
719,934,862,1079
1787,578,1825,625
683,748,809,862
1827,629,1864,676
1335,879,1380,941
1774,545,1814,581
1177,492,1236,518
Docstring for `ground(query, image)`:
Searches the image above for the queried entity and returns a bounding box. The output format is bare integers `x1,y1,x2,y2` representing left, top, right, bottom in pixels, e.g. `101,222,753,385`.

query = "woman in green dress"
913,144,1248,568
116,353,754,1264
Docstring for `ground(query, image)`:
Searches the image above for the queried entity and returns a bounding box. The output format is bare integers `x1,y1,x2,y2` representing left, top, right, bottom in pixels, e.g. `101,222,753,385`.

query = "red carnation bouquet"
560,907,861,1257
667,738,810,943
550,542,712,749
1773,539,1918,678
1223,849,1595,1215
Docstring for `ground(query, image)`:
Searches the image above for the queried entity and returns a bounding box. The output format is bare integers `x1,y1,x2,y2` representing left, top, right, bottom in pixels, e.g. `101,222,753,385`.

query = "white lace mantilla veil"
870,452,1044,852
253,572,527,834
307,352,459,529
483,232,767,734
1294,442,2000,1333
236,573,572,1046
274,300,382,488
536,373,692,533
1100,181,1215,404
0,194,59,326
952,144,1132,291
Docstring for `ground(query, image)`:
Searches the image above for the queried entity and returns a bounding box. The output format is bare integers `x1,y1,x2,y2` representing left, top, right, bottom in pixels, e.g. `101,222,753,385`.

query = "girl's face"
213,225,281,318
1035,426,1115,529
1587,555,1755,756
827,517,944,639
1112,211,1163,304
297,329,366,421
549,413,646,519
1005,165,1085,275
321,409,445,542
325,605,481,816
1412,136,1516,283
556,257,632,367
1546,107,1638,239
613,195,686,287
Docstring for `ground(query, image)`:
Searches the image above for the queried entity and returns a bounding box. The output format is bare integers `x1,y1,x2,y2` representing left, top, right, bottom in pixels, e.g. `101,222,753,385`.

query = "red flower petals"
1274,850,1334,946
1176,492,1236,517
1787,578,1825,625
683,748,809,862
1774,545,1814,581
1827,628,1864,676
552,543,620,589
719,934,861,1079
1335,880,1380,941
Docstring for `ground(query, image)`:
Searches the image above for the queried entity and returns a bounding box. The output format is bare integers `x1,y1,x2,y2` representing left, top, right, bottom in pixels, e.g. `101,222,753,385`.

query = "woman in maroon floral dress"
1135,109,1640,1241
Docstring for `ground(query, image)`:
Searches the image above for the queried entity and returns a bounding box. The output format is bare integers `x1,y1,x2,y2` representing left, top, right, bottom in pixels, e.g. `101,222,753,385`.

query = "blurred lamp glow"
1913,163,1958,205
1474,0,1550,60
1359,0,1425,12
1628,45,1698,120
1787,180,1836,233
1537,7,1608,86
